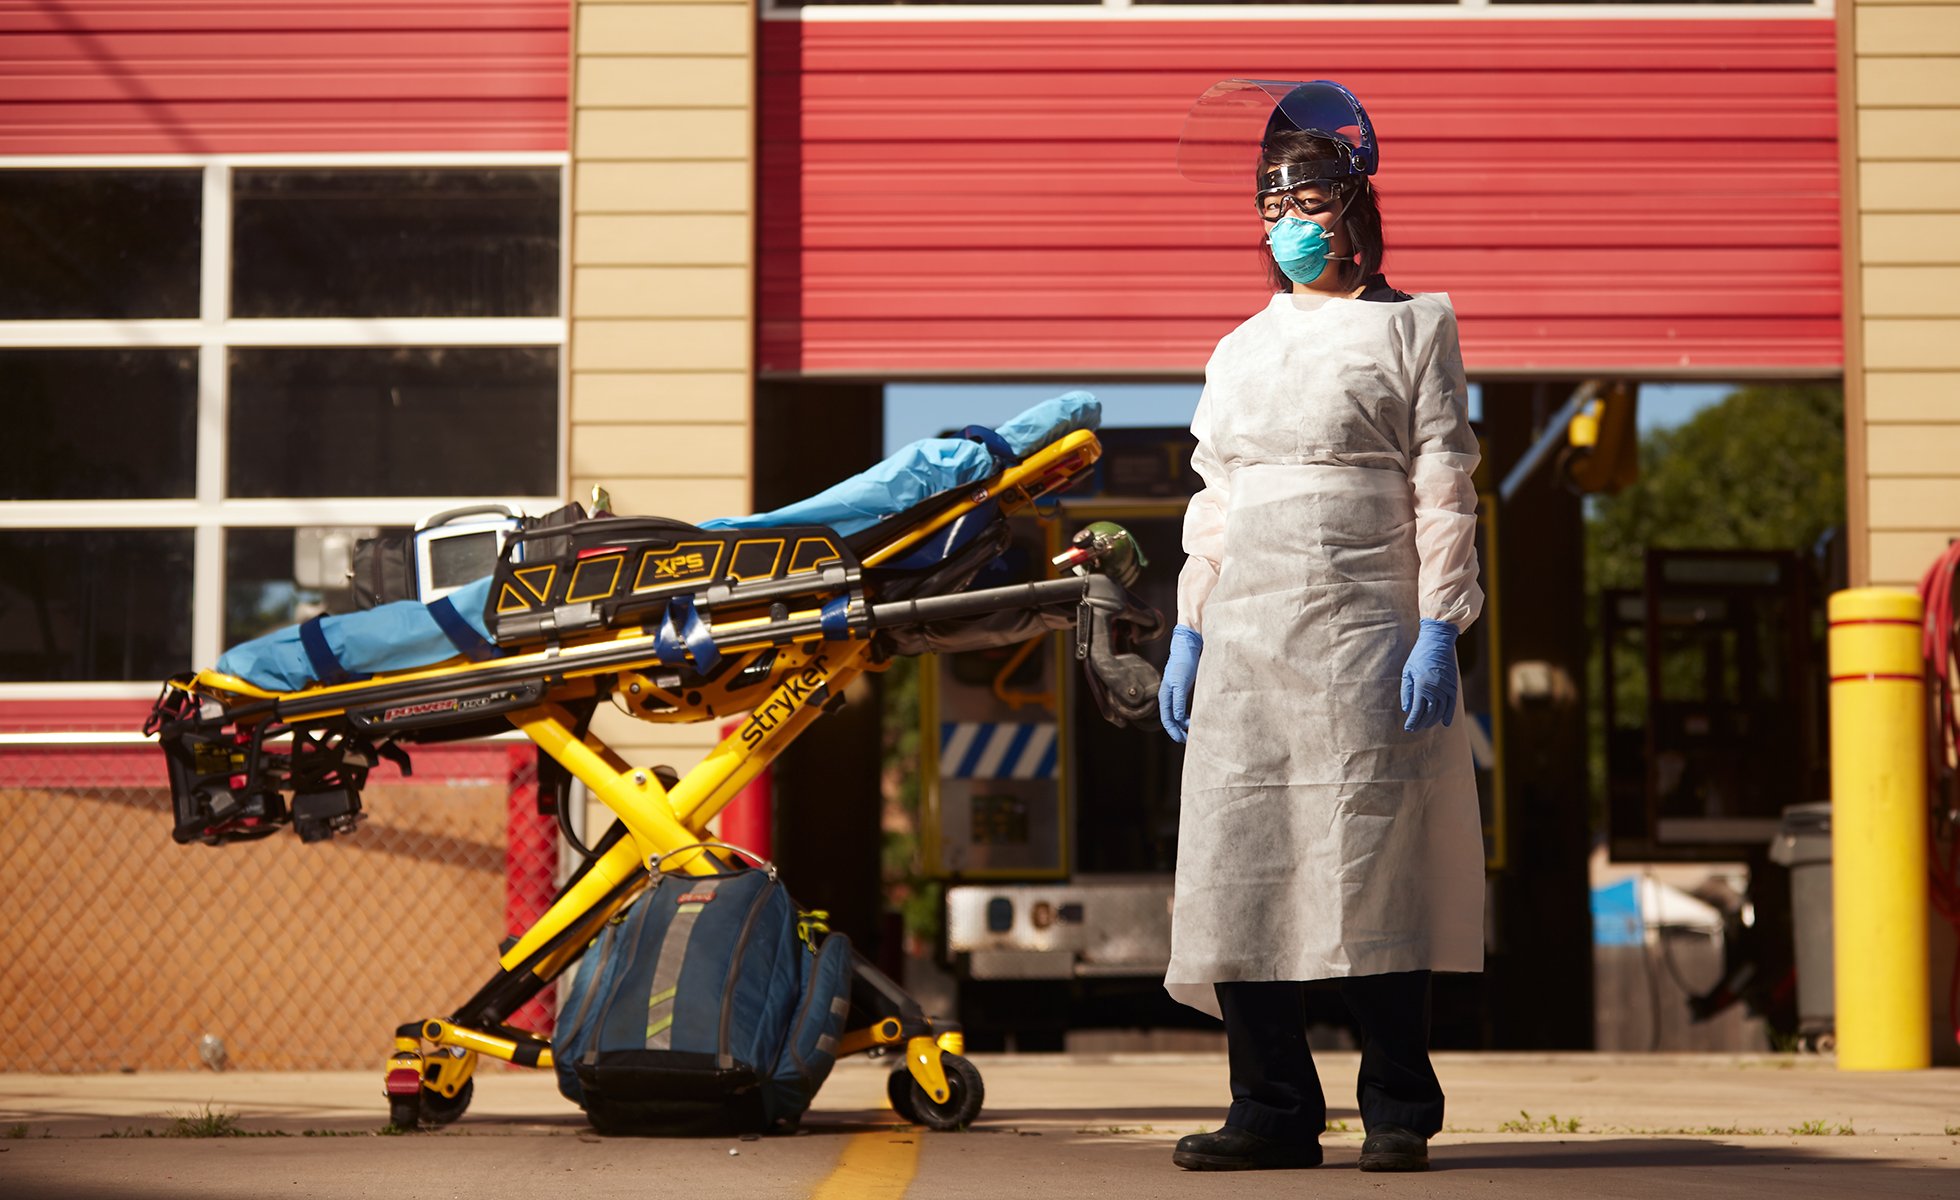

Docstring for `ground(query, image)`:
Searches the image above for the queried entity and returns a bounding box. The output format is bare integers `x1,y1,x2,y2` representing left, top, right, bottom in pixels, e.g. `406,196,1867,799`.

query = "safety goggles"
1256,162,1351,219
1257,188,1341,222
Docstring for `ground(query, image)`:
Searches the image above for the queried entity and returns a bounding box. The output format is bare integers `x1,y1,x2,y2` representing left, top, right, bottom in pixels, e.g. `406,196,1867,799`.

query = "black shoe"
1172,1125,1322,1171
1357,1124,1430,1172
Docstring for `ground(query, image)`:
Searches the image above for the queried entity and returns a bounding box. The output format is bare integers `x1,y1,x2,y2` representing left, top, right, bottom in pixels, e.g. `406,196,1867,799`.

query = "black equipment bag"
349,533,415,610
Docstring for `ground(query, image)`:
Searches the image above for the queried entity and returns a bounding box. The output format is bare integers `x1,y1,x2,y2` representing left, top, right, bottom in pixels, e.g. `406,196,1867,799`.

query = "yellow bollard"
1827,588,1930,1070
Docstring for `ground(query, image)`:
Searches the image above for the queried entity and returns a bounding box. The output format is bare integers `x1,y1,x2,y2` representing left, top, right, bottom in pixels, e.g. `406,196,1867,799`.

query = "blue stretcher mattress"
215,393,1100,691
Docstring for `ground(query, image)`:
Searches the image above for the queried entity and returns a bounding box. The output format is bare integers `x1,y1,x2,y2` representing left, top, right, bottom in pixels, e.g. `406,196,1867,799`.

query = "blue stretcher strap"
820,594,852,640
427,595,505,663
959,424,1021,465
297,616,367,686
653,605,684,666
655,596,721,673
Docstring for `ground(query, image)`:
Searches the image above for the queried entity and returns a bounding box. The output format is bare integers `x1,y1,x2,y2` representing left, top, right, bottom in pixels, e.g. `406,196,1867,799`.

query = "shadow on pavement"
3,1112,591,1138
1435,1138,1934,1171
967,1104,1361,1126
6,1132,1956,1200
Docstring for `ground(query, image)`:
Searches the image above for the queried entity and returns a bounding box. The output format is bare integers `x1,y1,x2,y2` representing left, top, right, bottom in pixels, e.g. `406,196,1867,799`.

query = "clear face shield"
1177,79,1378,219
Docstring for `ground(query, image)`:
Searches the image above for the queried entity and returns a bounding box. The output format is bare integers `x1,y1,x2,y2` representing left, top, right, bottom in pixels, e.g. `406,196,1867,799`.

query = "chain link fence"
0,737,560,1073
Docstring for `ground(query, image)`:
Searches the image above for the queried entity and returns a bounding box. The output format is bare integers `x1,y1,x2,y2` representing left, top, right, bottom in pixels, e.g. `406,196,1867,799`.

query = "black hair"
1256,129,1385,292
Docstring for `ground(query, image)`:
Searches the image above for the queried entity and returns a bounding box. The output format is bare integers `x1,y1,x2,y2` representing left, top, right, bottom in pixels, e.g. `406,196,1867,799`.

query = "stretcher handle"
651,840,777,879
865,572,1133,629
499,515,704,552
416,504,520,531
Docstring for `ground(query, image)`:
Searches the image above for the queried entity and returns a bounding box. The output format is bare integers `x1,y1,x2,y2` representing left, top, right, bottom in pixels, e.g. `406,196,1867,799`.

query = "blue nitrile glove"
1400,618,1459,733
1159,625,1203,744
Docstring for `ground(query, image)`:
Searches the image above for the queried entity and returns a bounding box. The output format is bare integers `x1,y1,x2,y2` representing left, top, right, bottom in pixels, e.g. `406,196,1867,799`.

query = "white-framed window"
0,153,570,696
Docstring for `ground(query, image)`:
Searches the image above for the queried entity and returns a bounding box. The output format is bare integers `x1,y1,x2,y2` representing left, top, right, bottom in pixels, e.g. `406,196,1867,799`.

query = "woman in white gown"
1158,81,1485,1175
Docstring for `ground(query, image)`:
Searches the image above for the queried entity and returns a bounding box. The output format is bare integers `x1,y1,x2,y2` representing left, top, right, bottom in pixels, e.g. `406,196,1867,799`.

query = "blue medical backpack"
552,857,855,1135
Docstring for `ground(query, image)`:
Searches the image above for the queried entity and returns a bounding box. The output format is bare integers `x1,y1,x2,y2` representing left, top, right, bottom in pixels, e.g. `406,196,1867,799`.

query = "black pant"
1214,971,1443,1142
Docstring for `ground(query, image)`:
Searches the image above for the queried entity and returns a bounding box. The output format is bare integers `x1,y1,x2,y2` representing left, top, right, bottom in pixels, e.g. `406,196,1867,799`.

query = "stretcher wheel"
387,1094,420,1131
390,1079,473,1131
889,1053,984,1131
885,1066,922,1123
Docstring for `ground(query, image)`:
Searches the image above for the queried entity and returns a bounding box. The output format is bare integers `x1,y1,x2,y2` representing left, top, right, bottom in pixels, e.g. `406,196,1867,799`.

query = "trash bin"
1769,802,1834,1048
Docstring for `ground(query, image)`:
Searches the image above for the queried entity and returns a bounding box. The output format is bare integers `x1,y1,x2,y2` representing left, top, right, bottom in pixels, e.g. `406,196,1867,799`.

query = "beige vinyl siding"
1870,530,1958,583
572,370,749,423
575,161,750,211
572,319,751,371
1866,422,1960,474
1864,371,1960,420
577,109,750,159
1862,267,1960,316
568,0,754,763
1860,163,1960,211
1867,477,1960,526
575,214,751,266
575,267,749,317
570,422,749,478
1847,1,1960,588
1861,214,1960,262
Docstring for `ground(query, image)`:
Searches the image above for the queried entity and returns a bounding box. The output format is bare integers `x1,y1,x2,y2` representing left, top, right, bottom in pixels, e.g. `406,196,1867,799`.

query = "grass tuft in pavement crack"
302,1127,413,1137
4,1124,27,1140
1696,1125,1767,1136
1499,1110,1582,1134
168,1105,246,1138
103,1104,297,1138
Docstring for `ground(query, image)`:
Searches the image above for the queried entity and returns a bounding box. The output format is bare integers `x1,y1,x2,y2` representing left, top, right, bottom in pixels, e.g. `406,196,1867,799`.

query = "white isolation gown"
1164,290,1485,1018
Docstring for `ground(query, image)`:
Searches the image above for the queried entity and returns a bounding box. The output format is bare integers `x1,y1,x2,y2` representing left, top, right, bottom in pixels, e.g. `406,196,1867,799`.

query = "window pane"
231,169,561,318
0,170,202,319
224,527,317,650
227,347,558,498
0,349,198,500
0,529,193,681
224,526,408,648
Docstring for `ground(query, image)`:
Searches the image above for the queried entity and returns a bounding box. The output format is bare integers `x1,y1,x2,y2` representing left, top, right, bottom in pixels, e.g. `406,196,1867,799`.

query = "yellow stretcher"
146,429,1162,1131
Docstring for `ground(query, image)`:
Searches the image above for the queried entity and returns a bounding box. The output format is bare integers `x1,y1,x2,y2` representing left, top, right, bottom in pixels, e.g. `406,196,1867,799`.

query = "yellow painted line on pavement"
808,1129,921,1200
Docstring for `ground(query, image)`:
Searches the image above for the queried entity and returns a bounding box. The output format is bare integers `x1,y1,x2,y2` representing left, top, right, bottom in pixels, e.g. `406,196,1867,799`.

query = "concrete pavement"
2,1054,1955,1198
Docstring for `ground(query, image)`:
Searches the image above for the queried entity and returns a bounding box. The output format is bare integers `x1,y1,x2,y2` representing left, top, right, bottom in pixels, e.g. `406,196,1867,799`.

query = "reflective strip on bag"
645,880,721,1049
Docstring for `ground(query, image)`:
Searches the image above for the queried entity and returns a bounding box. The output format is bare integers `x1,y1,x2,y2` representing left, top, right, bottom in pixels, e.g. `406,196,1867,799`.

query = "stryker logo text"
738,658,829,747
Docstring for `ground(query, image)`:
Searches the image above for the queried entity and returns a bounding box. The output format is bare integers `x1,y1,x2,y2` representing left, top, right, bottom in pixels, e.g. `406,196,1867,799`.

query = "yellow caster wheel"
889,1052,984,1131
388,1078,473,1130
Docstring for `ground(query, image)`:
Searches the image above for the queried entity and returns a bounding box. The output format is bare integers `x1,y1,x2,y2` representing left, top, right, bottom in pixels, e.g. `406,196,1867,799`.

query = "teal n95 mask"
1266,215,1336,285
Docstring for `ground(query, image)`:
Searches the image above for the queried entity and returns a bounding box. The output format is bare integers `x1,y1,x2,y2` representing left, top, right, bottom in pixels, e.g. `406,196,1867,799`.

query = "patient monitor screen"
427,530,500,590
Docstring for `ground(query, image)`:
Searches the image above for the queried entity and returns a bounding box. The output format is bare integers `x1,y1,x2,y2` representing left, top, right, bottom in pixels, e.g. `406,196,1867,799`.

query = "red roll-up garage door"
759,16,1840,379
0,2,569,154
